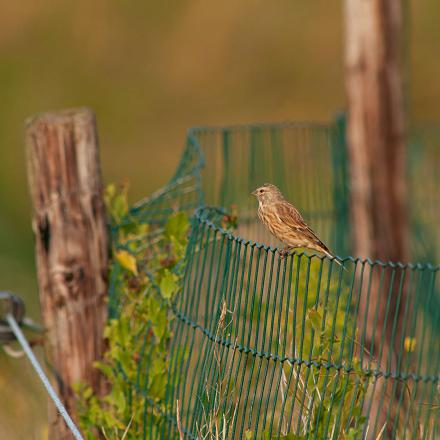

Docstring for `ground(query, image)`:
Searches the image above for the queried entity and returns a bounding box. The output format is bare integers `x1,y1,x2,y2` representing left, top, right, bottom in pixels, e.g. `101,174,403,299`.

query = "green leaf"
104,183,116,202
83,387,93,400
94,361,114,380
105,183,129,221
159,270,179,299
130,223,149,238
149,370,167,399
114,388,127,413
346,427,363,440
307,308,323,332
165,212,189,243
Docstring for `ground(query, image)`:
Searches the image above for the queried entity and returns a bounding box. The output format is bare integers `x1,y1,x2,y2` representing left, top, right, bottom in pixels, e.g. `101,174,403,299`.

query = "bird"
252,183,344,267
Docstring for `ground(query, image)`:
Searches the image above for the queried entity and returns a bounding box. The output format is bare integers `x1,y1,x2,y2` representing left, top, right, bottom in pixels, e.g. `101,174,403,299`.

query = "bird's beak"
251,190,257,197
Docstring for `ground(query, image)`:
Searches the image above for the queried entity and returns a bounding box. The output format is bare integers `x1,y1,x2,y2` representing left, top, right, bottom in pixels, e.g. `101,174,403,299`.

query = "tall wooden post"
26,108,108,439
345,0,408,263
344,0,409,436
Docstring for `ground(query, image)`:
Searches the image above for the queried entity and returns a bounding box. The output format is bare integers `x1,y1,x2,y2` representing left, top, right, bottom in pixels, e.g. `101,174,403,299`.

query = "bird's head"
251,183,284,204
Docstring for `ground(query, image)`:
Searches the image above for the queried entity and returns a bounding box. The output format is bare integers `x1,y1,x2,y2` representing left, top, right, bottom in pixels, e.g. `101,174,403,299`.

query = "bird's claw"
278,247,291,259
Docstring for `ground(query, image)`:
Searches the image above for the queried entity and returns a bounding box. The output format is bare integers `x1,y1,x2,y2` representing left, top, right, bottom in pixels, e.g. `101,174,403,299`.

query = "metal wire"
5,313,84,440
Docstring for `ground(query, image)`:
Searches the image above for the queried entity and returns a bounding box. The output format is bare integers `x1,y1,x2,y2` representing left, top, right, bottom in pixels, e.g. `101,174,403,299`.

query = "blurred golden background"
0,1,439,438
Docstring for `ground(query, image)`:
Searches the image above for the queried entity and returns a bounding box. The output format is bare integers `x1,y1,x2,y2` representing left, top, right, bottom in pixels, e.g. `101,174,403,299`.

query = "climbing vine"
75,183,189,439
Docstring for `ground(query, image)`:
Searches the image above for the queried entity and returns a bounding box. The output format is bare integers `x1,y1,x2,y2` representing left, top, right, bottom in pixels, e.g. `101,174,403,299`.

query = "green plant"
275,306,369,439
273,263,370,439
75,183,190,439
195,300,238,440
242,259,371,439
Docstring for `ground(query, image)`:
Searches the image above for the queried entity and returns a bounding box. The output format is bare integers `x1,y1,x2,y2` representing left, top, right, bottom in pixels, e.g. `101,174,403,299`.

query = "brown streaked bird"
252,183,343,266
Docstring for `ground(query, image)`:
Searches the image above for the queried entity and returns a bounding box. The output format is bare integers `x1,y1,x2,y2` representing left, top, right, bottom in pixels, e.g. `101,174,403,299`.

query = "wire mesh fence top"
132,119,439,263
133,121,351,256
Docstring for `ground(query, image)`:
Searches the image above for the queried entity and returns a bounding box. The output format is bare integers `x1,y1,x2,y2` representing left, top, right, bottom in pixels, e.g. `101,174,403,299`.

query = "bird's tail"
323,250,347,271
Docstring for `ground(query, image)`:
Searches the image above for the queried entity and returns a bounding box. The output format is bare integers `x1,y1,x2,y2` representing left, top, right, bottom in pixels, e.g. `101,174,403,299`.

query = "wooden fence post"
344,0,409,436
26,108,108,439
344,0,408,263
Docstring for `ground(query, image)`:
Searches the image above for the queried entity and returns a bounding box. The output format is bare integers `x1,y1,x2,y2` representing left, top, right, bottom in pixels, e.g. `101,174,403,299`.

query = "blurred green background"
0,1,439,438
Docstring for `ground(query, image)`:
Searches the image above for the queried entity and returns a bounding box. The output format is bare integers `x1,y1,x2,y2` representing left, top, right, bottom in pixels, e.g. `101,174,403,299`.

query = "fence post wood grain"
26,108,108,439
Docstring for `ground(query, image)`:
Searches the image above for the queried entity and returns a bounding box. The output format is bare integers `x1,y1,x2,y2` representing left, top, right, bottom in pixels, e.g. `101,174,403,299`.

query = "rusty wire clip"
0,291,25,344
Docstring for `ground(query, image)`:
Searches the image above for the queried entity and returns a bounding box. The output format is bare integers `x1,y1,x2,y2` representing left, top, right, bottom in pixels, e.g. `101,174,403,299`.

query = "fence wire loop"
0,291,25,343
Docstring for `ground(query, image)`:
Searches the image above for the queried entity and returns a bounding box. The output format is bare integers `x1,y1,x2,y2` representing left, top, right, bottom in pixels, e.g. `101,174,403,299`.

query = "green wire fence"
114,120,439,439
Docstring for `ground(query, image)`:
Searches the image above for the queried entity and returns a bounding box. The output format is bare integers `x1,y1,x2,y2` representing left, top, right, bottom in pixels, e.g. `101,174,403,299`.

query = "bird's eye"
259,189,264,193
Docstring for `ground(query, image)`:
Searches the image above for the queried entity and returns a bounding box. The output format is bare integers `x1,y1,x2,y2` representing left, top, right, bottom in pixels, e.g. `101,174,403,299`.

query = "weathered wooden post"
344,0,408,263
26,108,108,439
344,0,409,436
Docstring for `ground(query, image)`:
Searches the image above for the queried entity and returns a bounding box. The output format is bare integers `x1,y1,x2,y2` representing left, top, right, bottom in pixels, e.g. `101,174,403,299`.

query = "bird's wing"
274,202,330,252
